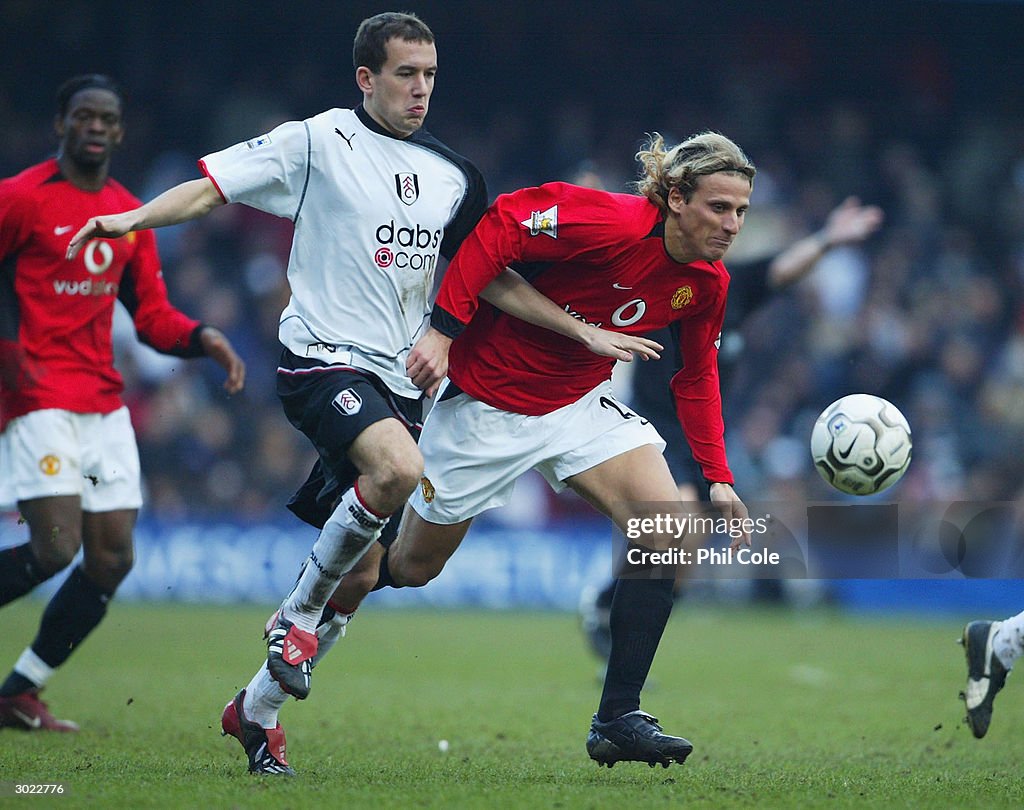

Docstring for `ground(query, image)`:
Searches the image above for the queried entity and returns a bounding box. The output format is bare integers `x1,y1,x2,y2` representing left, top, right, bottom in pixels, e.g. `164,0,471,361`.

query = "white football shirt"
199,105,486,397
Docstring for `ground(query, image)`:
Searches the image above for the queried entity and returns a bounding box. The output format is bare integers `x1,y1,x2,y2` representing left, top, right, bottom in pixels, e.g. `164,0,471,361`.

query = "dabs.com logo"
373,220,442,272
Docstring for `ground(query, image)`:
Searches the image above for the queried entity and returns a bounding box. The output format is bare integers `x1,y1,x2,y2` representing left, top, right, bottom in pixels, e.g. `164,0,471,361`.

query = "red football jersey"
0,158,203,429
432,182,733,484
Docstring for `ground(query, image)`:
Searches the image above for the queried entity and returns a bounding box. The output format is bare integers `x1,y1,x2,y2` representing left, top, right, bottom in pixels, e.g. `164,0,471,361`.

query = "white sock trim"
13,648,54,688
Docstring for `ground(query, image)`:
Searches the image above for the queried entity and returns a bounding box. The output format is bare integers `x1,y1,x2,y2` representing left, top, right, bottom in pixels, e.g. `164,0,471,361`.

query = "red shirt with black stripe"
0,158,204,430
430,182,733,484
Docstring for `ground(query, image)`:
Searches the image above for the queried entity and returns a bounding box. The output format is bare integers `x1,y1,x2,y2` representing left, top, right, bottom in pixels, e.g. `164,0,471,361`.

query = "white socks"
244,664,288,728
994,611,1024,670
245,610,355,728
281,486,386,633
312,610,353,668
243,485,381,729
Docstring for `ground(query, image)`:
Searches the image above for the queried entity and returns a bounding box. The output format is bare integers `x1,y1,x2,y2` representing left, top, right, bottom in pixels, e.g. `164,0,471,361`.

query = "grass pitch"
1,600,1022,808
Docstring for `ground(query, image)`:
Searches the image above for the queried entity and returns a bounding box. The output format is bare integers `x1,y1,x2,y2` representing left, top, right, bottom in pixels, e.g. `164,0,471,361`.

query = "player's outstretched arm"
480,269,663,361
66,178,224,259
199,326,246,394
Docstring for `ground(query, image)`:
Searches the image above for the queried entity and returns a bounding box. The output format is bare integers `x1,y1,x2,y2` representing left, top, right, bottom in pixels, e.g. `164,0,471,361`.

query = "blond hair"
634,131,755,212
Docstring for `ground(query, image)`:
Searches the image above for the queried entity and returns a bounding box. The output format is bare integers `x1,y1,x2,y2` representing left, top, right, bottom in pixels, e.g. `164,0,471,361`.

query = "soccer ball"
810,394,912,496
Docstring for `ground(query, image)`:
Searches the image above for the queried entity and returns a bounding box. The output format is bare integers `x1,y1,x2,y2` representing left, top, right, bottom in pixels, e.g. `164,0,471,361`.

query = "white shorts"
411,381,666,524
0,407,142,512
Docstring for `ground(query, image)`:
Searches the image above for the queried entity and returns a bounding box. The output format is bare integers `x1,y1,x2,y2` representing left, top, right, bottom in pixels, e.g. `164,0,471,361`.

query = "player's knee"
84,545,134,588
392,555,443,588
107,545,135,582
368,455,423,503
29,526,81,576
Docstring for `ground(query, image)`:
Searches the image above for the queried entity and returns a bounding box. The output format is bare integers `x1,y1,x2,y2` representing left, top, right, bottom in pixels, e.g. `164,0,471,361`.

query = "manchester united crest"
671,285,694,309
39,454,61,476
420,476,435,503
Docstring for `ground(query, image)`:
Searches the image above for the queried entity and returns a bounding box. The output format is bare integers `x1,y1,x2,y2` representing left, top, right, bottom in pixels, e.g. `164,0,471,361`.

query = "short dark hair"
56,74,123,117
352,12,434,74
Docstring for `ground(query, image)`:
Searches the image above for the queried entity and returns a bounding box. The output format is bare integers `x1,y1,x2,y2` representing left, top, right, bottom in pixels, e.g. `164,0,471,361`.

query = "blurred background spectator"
3,0,1022,522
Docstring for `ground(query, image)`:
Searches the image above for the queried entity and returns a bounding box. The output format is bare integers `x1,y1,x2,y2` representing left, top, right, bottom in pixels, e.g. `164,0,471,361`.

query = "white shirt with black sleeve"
199,104,487,398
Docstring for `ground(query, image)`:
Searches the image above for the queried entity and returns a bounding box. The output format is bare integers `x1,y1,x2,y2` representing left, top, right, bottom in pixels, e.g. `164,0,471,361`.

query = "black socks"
0,543,51,606
597,575,675,722
13,566,111,683
370,550,398,591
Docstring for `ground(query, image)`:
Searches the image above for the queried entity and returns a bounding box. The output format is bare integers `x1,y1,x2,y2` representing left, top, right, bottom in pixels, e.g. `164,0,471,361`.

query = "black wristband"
429,306,466,339
183,324,209,358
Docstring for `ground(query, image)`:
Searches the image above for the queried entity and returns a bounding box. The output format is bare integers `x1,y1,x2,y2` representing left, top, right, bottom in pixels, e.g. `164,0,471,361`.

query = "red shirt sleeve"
432,183,634,336
0,184,36,386
670,279,733,485
0,180,33,262
117,229,204,357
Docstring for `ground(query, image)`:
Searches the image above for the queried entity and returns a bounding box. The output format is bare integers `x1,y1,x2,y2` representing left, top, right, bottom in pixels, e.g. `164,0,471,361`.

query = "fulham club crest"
395,173,420,205
332,388,363,415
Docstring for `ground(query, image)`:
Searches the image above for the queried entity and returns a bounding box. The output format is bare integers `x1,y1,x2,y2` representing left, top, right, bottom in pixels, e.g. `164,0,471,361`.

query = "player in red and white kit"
0,75,245,733
327,131,757,767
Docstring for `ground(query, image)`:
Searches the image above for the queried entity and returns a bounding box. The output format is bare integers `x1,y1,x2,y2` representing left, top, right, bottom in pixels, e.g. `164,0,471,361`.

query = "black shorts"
276,349,423,530
643,409,704,491
628,329,705,492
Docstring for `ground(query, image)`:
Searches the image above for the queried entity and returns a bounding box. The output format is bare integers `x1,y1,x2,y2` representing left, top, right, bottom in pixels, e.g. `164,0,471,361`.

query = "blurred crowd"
2,2,1022,522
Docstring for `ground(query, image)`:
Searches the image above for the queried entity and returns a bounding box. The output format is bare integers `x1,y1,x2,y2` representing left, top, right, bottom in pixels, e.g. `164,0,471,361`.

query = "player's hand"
709,482,751,549
407,327,452,397
65,211,139,260
199,327,246,394
822,197,883,247
579,326,662,362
